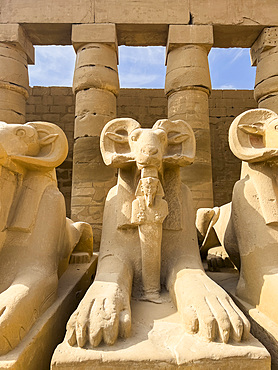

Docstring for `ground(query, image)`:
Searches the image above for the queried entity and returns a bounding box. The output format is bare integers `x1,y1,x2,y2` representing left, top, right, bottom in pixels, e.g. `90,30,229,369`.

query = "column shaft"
71,25,119,250
165,26,214,209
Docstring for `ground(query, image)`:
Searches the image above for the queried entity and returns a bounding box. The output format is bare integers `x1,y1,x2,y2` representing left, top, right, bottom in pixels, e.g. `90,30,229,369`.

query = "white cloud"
218,84,236,89
229,48,245,64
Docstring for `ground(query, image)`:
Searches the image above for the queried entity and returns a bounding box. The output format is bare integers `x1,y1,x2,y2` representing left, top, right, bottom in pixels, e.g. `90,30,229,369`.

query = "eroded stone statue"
65,118,250,349
196,108,278,323
0,121,93,355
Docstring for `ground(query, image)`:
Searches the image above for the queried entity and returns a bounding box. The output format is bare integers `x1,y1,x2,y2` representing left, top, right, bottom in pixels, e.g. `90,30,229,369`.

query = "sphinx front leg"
0,272,58,355
171,269,250,343
66,255,133,347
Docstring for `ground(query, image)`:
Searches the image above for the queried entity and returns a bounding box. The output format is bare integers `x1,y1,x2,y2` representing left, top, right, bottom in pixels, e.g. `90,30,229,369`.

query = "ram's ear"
153,119,196,166
229,108,278,163
11,121,68,170
105,132,129,143
100,118,141,167
38,132,59,146
167,132,189,144
238,122,265,135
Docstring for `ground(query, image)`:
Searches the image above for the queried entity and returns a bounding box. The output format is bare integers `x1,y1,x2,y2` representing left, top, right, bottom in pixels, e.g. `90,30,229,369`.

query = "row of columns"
0,23,277,248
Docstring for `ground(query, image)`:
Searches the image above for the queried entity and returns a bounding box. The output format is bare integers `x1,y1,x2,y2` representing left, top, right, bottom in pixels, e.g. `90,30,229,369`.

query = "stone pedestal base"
208,269,278,370
51,291,270,370
0,255,98,370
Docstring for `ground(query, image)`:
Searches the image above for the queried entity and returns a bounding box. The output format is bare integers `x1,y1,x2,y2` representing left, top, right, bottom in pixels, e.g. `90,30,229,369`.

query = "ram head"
100,118,196,171
229,108,278,163
0,121,68,171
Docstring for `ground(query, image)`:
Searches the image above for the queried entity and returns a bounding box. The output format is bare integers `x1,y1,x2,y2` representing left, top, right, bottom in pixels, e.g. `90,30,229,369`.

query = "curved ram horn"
153,119,196,166
229,109,278,163
100,118,141,167
11,121,68,170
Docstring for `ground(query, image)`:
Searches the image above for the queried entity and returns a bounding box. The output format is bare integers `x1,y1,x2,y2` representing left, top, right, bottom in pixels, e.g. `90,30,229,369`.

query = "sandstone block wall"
117,89,168,127
209,90,257,206
26,87,256,218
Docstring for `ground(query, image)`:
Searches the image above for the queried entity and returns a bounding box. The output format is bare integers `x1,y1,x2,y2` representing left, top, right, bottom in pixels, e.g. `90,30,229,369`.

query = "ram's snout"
141,145,158,156
132,130,166,171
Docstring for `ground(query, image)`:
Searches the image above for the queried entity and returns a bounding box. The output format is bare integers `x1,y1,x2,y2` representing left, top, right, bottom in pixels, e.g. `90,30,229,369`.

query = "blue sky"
28,45,256,90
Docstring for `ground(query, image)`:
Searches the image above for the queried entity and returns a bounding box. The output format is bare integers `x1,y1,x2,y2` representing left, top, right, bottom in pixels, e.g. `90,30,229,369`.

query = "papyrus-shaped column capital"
72,24,119,96
0,24,33,123
0,24,34,65
165,25,213,97
251,27,278,112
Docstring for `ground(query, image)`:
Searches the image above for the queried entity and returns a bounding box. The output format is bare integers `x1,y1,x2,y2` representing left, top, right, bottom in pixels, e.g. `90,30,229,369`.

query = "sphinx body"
0,121,93,355
196,108,278,323
66,118,250,348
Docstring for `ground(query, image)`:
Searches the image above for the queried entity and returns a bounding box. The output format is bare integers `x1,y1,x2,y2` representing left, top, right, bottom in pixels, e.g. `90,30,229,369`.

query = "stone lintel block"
166,25,214,61
72,23,118,55
0,24,34,64
0,256,97,370
251,27,278,66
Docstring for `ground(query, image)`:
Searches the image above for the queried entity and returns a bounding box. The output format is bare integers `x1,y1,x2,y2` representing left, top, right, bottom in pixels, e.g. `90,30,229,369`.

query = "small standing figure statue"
131,167,168,302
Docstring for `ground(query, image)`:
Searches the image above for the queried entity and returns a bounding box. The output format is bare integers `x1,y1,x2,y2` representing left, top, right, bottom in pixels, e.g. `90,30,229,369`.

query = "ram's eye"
131,136,137,142
15,129,26,137
275,125,278,131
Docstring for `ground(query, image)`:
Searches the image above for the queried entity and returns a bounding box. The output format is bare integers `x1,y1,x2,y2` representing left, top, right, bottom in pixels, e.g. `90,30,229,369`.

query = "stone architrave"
0,24,34,124
52,118,270,369
251,27,278,114
165,25,214,210
71,24,119,250
0,121,93,359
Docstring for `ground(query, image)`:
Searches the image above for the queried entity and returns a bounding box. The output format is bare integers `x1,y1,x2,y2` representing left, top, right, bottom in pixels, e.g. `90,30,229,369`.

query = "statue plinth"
51,291,270,370
208,268,278,370
0,256,97,370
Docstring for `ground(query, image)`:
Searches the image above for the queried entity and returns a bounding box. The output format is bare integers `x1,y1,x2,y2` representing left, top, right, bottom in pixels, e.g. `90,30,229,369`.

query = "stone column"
251,27,278,114
165,25,214,209
0,24,34,123
71,24,119,249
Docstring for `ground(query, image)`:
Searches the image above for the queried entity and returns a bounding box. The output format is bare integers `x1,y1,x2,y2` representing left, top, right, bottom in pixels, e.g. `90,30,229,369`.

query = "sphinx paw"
66,282,131,348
